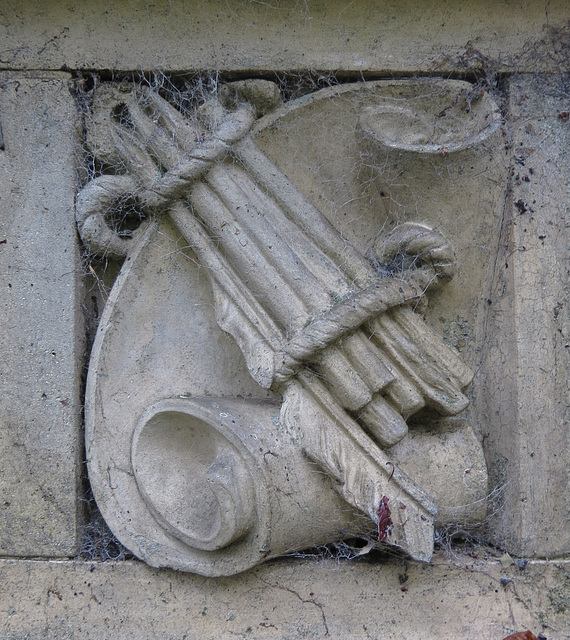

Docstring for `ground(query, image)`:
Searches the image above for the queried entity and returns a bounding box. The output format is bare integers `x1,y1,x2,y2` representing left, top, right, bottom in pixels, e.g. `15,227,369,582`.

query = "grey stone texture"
482,74,570,558
0,0,568,74
0,72,82,557
0,0,568,637
1,554,569,640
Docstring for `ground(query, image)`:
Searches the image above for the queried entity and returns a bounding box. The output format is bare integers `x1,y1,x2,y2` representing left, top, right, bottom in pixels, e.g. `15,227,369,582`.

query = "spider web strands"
283,371,436,562
96,91,258,209
76,95,260,257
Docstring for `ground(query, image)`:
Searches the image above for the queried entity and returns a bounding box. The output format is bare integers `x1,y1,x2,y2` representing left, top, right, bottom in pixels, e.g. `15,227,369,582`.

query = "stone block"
0,0,568,73
0,555,568,639
0,72,82,556
481,74,570,557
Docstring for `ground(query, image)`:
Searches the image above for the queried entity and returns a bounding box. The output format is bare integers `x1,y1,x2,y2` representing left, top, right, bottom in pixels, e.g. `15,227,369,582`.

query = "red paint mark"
501,632,540,640
377,495,393,542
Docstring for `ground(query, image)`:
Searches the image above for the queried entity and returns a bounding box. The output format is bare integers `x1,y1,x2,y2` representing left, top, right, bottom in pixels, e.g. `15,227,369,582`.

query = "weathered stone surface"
0,2,568,637
0,0,568,74
0,72,82,556
79,79,503,575
481,74,570,558
0,555,568,639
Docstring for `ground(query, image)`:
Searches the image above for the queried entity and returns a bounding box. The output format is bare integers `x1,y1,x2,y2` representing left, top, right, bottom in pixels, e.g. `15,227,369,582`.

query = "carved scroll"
79,78,498,575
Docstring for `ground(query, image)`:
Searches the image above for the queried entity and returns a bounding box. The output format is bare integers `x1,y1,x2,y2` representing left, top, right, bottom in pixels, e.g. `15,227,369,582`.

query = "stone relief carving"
78,78,503,576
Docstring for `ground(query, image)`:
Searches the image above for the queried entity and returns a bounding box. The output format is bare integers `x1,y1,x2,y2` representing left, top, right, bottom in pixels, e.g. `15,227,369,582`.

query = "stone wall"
0,2,568,638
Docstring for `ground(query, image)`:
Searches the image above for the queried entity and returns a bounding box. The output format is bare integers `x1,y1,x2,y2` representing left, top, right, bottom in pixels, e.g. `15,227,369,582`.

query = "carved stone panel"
77,77,511,576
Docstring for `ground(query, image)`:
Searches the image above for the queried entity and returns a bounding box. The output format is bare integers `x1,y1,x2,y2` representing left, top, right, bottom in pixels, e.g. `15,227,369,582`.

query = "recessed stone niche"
0,2,568,638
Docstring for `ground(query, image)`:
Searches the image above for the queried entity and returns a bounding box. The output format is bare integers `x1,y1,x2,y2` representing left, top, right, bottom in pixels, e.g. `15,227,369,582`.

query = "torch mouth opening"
131,403,256,551
358,93,501,155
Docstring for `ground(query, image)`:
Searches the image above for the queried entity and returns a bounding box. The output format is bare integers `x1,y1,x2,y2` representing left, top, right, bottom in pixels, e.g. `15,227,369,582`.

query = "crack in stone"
259,577,329,636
